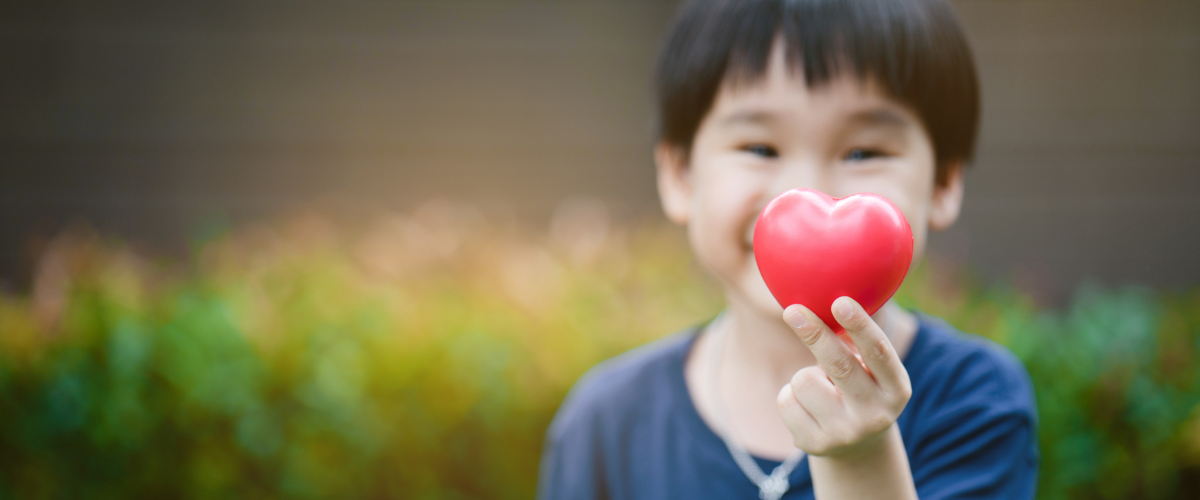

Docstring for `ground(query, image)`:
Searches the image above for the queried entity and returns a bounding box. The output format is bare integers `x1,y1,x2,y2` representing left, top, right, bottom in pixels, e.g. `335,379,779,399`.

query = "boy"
538,0,1038,498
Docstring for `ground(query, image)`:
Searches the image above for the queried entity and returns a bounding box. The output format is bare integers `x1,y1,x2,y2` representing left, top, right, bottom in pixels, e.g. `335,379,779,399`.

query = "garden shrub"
0,203,1197,499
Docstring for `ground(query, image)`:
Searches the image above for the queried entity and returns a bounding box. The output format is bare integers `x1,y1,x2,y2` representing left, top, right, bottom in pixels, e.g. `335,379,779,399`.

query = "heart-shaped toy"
753,189,914,334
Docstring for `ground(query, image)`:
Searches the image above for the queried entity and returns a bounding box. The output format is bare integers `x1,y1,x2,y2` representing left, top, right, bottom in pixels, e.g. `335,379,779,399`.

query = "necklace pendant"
758,475,789,500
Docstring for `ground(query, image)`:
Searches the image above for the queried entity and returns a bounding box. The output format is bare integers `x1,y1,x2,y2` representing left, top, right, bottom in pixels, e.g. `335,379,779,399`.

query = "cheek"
901,163,937,263
686,161,761,278
892,180,935,269
834,164,934,265
908,207,930,265
881,177,933,268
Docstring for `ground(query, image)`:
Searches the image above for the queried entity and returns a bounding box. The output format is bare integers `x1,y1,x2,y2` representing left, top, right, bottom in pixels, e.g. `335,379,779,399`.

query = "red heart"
753,189,914,334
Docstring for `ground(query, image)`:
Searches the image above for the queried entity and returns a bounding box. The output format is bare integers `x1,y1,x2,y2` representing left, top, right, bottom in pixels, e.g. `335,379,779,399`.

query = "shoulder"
546,328,699,441
904,314,1037,422
537,329,699,500
900,314,1040,497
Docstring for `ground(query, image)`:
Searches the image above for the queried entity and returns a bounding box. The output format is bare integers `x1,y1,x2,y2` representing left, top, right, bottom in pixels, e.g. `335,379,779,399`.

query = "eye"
843,148,886,162
740,144,779,159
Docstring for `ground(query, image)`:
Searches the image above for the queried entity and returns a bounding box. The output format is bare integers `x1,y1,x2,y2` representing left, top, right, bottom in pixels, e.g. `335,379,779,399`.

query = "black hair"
654,0,979,185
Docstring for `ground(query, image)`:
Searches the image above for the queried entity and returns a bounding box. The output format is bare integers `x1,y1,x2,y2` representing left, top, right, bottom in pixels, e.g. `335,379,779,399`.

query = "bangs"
655,0,979,173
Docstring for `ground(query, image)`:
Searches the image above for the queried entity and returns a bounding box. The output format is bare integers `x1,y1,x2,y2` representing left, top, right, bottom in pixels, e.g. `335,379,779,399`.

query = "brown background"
2,0,1198,301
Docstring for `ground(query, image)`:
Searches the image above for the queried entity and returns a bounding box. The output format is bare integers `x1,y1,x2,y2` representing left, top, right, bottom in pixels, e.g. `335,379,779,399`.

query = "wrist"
808,425,916,500
812,423,901,465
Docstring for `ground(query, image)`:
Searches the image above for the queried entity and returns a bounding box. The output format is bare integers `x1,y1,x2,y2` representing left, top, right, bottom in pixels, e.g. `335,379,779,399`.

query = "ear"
655,142,692,225
929,162,965,231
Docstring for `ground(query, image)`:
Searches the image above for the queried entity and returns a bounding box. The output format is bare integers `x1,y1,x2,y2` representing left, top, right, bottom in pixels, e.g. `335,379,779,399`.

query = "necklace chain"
706,312,805,500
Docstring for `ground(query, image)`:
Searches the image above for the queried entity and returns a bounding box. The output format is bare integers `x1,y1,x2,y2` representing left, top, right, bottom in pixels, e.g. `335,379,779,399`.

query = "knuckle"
863,337,892,361
793,436,808,450
896,378,914,402
865,413,893,434
881,388,909,413
797,325,823,346
825,354,857,380
881,392,902,412
827,426,854,448
804,434,834,455
820,426,842,447
789,380,807,400
842,310,870,331
792,367,822,391
777,384,797,408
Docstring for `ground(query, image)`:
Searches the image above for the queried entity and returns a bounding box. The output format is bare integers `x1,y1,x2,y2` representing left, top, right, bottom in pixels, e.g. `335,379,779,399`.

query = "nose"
747,158,826,249
765,157,828,202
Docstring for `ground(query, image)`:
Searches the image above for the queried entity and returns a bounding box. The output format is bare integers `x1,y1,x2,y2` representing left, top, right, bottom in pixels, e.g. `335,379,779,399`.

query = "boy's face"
656,46,964,319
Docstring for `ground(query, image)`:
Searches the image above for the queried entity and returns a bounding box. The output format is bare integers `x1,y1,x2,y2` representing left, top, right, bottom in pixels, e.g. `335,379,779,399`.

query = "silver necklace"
706,312,805,500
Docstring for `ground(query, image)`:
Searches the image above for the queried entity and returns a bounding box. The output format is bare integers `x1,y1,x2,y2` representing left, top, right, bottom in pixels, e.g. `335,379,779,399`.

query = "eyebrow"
717,110,779,127
717,107,914,129
846,108,912,129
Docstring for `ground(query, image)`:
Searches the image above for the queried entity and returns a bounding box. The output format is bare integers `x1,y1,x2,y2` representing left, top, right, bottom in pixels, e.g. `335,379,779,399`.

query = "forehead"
709,44,919,130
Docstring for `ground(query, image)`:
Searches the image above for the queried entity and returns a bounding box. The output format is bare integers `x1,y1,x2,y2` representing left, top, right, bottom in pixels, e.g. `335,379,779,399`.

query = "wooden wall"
2,0,1198,300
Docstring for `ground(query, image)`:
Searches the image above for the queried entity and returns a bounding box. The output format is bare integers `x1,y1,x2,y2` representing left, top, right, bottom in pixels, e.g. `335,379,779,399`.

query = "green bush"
0,204,1197,499
896,268,1200,499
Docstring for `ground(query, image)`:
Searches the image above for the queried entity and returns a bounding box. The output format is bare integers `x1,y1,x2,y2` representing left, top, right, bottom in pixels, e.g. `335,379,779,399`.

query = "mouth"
744,222,756,252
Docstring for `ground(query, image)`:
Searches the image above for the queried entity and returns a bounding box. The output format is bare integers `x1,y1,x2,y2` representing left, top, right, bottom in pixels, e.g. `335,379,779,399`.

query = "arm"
807,424,916,499
537,387,609,500
907,353,1038,500
776,297,918,500
911,409,1036,499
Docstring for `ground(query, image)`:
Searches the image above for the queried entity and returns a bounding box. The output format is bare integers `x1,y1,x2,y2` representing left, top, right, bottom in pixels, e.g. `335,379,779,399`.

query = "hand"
775,297,913,458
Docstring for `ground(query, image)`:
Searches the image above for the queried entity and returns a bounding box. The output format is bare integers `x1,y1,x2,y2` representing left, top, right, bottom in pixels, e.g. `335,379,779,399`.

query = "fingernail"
784,305,807,329
834,298,854,320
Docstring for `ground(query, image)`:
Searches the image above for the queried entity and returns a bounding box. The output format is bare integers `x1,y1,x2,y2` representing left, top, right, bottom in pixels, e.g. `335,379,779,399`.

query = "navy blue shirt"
537,313,1038,499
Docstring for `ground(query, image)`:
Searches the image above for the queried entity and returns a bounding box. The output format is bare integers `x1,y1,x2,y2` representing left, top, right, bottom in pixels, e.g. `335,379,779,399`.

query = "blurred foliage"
1,201,1198,499
895,261,1200,499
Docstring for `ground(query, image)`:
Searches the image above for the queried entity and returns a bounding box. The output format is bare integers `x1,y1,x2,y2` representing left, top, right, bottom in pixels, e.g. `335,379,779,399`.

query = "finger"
784,304,874,397
779,379,842,454
789,365,843,422
830,297,908,395
777,382,825,449
784,369,847,454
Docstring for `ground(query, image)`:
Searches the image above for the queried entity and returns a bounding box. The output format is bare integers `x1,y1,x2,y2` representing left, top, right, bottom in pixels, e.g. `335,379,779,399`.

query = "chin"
736,270,785,318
